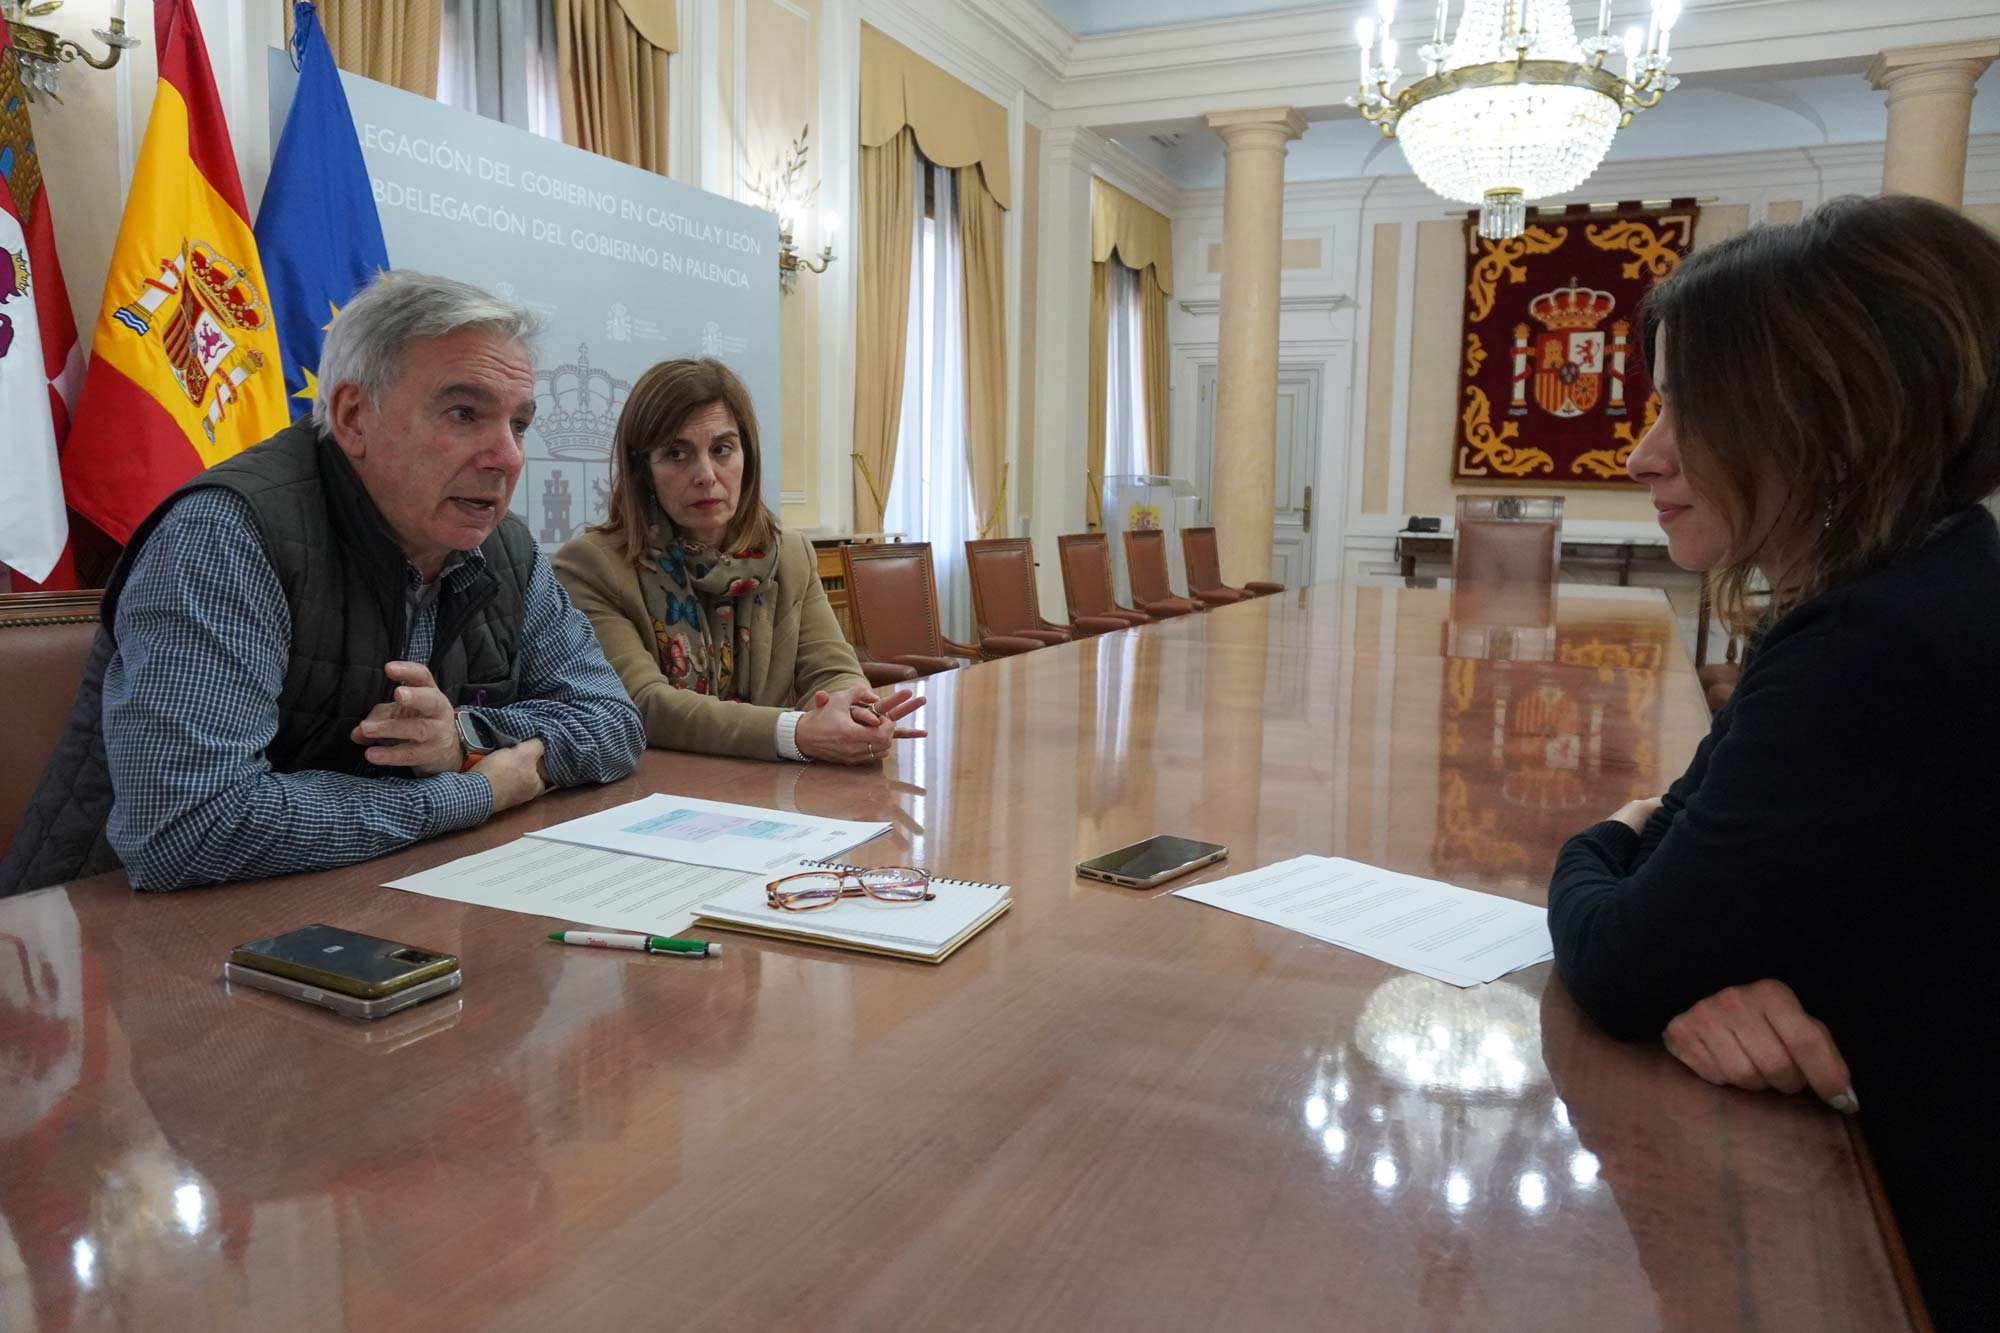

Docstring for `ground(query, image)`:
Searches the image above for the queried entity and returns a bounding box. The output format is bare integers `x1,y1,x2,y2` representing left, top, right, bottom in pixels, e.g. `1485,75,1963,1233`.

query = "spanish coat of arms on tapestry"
1453,201,1699,486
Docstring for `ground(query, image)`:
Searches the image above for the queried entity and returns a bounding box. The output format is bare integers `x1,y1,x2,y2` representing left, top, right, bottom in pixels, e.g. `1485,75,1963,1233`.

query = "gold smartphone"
227,924,459,1018
1076,836,1228,889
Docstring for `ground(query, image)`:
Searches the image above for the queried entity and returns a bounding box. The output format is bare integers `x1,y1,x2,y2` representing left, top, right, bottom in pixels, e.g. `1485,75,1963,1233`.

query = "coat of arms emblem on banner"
1454,201,1698,486
113,239,272,444
1525,280,1615,419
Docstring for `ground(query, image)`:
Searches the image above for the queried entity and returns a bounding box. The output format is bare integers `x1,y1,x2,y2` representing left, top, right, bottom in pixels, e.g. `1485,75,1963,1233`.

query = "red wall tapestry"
1453,201,1699,487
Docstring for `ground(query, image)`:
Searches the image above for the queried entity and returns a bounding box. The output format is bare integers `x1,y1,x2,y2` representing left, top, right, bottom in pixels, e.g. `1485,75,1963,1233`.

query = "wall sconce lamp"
751,124,838,296
2,1,143,103
778,209,835,295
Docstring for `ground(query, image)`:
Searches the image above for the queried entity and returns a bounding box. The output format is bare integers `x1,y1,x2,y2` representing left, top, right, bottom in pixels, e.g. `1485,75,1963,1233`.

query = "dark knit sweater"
1549,506,2000,1331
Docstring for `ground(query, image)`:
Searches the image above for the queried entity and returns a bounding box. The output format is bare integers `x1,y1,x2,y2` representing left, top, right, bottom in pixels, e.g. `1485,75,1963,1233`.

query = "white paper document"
385,837,765,937
525,794,891,875
1173,856,1554,987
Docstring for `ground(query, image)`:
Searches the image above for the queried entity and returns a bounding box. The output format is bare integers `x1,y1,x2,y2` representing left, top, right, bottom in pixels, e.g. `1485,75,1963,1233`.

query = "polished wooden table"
0,581,1916,1330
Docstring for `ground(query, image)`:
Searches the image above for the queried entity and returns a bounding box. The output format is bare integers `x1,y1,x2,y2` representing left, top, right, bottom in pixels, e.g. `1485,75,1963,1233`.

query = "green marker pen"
645,935,721,956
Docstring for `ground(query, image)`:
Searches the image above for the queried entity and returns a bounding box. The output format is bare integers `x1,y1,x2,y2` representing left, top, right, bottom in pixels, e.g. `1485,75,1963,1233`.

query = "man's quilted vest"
0,421,535,896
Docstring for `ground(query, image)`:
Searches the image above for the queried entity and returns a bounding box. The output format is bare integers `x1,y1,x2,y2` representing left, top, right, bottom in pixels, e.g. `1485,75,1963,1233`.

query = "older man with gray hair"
1,271,645,894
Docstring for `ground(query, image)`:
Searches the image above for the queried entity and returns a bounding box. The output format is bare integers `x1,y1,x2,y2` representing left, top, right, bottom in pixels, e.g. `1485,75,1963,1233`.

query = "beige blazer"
553,526,867,760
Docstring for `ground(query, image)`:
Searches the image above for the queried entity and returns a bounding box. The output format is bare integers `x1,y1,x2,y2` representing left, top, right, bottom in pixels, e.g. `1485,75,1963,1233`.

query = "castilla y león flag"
0,13,82,586
61,0,287,544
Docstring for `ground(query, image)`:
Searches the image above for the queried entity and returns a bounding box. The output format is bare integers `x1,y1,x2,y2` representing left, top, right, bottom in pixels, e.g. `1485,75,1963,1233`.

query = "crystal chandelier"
1348,0,1683,239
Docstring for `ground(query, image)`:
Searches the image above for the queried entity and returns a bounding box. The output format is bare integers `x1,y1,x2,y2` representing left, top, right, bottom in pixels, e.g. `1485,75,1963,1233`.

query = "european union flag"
254,1,389,420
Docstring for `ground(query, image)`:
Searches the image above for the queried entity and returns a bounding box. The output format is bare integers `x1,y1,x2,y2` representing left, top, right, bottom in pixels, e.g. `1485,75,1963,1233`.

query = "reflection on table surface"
0,582,1912,1330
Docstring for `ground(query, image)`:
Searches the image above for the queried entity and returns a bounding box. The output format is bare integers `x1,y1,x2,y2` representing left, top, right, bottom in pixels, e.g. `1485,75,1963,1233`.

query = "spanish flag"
61,0,288,545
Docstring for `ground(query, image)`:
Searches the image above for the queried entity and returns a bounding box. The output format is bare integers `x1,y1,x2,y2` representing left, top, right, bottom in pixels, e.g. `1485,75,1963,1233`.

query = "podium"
1102,474,1200,606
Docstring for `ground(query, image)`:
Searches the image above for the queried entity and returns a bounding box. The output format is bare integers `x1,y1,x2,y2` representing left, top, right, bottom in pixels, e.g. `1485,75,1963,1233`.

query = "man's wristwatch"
456,709,505,771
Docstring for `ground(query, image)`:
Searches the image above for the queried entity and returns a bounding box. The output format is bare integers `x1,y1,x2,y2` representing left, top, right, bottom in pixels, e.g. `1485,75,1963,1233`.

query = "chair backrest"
0,592,103,853
1452,495,1563,584
1123,529,1177,605
1056,532,1120,619
1445,580,1557,660
839,543,944,662
1181,527,1225,593
965,539,1043,639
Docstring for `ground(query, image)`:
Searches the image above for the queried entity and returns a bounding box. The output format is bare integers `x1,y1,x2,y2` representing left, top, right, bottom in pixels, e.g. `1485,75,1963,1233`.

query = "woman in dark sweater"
1547,194,2000,1330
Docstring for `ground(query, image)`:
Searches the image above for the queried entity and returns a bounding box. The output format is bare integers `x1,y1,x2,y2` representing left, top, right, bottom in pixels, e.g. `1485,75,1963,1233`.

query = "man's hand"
476,738,548,813
352,661,463,774
1663,978,1859,1113
795,685,927,764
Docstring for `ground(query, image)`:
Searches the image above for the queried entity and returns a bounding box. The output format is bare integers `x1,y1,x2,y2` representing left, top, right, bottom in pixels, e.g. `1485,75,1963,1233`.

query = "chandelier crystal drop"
1347,0,1683,238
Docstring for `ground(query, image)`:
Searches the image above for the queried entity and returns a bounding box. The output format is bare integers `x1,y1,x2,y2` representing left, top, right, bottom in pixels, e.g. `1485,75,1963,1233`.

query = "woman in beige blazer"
553,358,924,763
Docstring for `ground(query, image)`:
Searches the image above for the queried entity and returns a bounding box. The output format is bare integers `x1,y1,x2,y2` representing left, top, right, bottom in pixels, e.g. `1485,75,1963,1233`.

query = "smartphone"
1076,836,1228,889
224,962,463,1020
226,924,461,1020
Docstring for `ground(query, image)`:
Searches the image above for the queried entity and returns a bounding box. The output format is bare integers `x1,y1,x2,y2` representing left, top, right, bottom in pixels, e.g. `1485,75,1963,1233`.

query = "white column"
1003,89,1028,541
815,0,860,534
1205,106,1306,586
1029,127,1097,622
1867,40,2000,209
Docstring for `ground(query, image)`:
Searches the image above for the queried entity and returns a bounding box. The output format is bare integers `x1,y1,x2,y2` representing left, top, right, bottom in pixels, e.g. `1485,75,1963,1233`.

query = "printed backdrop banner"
1453,201,1697,487
269,52,780,545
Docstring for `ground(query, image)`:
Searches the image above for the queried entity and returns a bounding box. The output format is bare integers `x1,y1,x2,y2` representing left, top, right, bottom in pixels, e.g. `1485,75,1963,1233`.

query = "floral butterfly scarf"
638,528,779,701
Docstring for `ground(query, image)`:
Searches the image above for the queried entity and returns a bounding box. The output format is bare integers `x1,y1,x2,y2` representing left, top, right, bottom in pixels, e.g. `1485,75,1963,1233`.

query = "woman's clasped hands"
794,685,927,764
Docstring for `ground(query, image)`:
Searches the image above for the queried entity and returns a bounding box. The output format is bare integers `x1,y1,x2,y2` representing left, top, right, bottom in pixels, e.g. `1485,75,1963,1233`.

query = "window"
437,0,563,140
1103,258,1150,481
882,155,977,641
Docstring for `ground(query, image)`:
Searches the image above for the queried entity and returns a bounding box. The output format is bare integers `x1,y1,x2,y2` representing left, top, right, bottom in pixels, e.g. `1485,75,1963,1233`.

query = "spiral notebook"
691,860,1012,963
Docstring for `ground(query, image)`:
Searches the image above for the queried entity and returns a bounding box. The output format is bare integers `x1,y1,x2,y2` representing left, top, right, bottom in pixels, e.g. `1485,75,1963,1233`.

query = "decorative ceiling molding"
1043,125,1186,216
967,0,1077,82
860,0,1062,108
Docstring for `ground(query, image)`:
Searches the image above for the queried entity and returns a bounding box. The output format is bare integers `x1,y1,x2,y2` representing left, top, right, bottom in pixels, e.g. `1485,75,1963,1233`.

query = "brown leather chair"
1452,494,1563,584
0,591,103,858
1181,526,1284,602
1444,579,1557,661
840,542,1022,677
1055,533,1152,633
965,539,1115,652
1121,530,1202,616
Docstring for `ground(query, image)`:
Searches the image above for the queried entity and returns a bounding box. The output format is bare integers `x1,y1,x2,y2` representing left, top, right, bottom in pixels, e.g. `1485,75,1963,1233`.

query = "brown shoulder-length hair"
593,357,778,567
1640,194,2000,624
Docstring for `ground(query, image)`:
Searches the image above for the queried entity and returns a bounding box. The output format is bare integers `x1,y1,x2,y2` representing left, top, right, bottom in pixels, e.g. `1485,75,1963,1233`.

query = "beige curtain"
297,0,443,96
958,166,1008,537
858,25,1013,534
555,0,673,174
1141,267,1170,475
1088,177,1175,511
1091,178,1174,296
1086,261,1109,530
851,130,918,532
859,25,1011,209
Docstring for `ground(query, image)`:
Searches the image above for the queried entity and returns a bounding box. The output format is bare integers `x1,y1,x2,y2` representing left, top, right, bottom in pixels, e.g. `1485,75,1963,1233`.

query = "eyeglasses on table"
765,867,936,911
